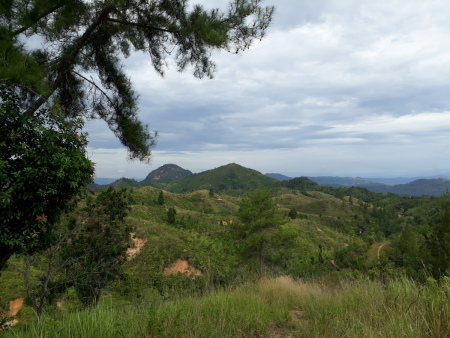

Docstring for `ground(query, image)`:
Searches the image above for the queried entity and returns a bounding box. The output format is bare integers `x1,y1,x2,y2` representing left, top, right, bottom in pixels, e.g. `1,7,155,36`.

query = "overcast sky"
85,0,450,179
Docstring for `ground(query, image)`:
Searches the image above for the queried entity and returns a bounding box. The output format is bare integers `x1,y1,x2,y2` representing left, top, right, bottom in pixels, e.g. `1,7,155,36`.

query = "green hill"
141,163,193,185
106,177,142,189
89,163,450,197
161,163,279,195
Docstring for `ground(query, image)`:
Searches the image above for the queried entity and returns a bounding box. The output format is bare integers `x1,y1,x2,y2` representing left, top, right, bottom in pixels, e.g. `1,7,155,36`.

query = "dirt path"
377,243,387,260
268,310,306,337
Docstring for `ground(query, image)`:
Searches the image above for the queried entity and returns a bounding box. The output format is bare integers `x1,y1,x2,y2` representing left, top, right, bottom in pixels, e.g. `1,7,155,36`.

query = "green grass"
5,287,288,337
6,276,449,337
257,276,450,337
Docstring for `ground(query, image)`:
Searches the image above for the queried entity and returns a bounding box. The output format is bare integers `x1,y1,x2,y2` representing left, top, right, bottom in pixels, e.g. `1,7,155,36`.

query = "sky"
84,0,450,179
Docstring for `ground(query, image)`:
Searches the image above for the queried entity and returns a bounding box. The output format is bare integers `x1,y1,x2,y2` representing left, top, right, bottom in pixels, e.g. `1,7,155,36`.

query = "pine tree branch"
10,4,64,38
105,17,178,35
24,8,112,116
72,70,115,108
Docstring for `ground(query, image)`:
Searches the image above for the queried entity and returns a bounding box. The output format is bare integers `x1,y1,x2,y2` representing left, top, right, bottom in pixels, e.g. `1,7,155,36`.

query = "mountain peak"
141,164,192,184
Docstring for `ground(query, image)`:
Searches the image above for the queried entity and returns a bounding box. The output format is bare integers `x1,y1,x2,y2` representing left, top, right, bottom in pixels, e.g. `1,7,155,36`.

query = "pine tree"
1,0,274,161
423,200,450,278
234,189,284,275
167,207,177,224
158,190,165,205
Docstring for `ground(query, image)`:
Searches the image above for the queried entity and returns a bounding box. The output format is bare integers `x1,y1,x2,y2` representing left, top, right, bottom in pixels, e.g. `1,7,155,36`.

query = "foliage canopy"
0,89,94,271
234,189,284,273
0,0,274,161
60,187,134,306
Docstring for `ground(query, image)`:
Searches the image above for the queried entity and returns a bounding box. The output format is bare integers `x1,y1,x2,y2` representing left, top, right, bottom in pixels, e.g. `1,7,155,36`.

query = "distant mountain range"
91,163,450,197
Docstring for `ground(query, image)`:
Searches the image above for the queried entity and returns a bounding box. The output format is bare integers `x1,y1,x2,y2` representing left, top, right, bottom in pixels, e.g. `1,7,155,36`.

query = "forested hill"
91,163,450,196
301,177,450,196
365,178,450,196
269,174,450,196
140,164,193,185
161,163,279,195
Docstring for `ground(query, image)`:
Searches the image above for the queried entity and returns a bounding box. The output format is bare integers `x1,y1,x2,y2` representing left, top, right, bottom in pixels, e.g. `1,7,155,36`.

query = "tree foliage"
60,187,134,306
389,224,422,275
0,88,94,272
423,199,450,278
288,207,297,219
158,190,165,205
233,189,284,274
19,187,134,314
0,0,274,160
167,207,177,224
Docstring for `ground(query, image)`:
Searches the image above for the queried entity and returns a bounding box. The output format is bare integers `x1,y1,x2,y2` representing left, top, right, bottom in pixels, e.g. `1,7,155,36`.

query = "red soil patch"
8,298,23,316
163,259,202,277
127,232,148,259
1,298,24,329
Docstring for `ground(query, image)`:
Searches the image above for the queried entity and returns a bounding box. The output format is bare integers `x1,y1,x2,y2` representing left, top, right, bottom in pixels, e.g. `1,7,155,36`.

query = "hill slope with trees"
95,163,450,197
1,177,449,335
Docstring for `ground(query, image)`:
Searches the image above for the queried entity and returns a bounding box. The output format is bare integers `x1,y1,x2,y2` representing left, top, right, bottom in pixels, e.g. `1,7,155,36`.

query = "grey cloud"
86,0,450,178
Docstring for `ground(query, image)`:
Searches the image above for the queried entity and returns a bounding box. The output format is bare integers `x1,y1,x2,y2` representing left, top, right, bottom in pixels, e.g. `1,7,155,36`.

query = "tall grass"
6,276,450,337
146,288,289,337
5,299,150,338
258,276,450,337
6,288,289,338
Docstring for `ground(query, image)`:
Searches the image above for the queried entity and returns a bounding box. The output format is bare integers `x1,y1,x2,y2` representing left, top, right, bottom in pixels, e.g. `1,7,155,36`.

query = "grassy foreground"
5,276,450,337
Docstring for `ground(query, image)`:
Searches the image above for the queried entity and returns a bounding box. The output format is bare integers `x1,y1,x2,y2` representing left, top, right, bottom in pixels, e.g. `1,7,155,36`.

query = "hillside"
363,178,450,196
161,163,279,195
106,177,142,188
265,173,292,181
299,176,450,196
141,163,193,185
2,178,449,335
90,163,450,197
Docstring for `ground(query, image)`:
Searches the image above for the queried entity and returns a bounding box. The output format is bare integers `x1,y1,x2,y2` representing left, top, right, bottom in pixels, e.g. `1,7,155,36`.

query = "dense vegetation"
1,175,449,336
0,88,94,272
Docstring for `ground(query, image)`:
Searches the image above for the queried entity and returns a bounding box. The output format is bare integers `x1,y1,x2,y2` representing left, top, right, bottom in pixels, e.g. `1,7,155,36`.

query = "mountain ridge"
91,164,450,196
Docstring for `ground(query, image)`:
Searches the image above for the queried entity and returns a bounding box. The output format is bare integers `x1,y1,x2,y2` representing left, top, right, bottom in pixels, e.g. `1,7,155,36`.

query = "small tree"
60,187,134,307
0,88,94,273
423,200,450,278
158,190,165,205
209,187,214,197
21,221,81,318
19,188,133,315
288,207,298,219
167,207,177,224
234,189,284,275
